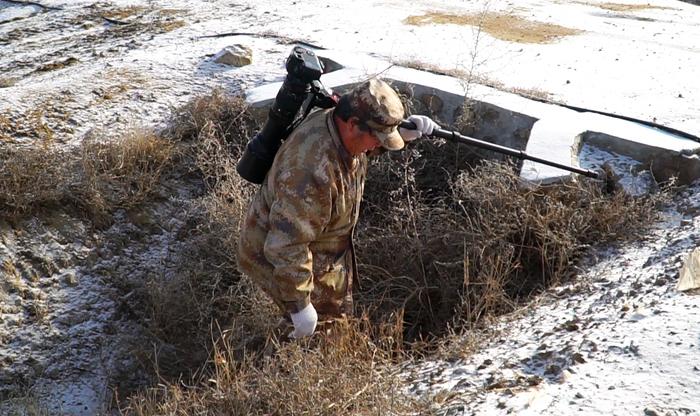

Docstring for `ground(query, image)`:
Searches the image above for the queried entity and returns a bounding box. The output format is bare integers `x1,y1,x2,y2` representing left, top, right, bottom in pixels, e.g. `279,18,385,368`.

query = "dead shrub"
120,91,263,377
166,88,257,196
358,156,663,341
76,130,175,218
0,130,175,219
123,316,412,416
166,88,256,147
0,145,74,214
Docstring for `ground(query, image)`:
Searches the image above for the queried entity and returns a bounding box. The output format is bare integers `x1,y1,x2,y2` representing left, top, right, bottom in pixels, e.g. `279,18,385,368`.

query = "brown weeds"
0,145,73,213
0,78,17,88
1,86,665,413
36,57,79,73
0,130,174,218
0,100,78,144
119,91,420,414
77,130,175,218
154,20,186,33
404,11,582,44
102,6,148,21
358,155,663,341
121,92,262,379
124,317,412,415
574,1,671,12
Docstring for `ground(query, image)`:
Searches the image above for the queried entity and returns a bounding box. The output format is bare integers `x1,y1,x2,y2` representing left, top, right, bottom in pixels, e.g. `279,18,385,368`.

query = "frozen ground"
404,184,700,415
1,0,699,414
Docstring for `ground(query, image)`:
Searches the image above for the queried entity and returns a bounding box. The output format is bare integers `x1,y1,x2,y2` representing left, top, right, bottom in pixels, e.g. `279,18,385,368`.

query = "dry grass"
0,100,77,143
576,1,671,12
0,78,17,88
117,91,263,378
1,85,667,413
0,109,55,143
98,5,187,33
119,89,665,413
36,57,80,73
404,11,582,44
77,130,175,219
394,59,471,80
153,20,187,33
395,60,555,101
0,145,74,213
124,317,413,416
503,85,553,101
102,6,148,21
119,92,421,414
0,397,49,416
358,151,664,341
92,84,130,101
159,8,186,17
0,130,174,219
2,260,23,293
92,69,148,103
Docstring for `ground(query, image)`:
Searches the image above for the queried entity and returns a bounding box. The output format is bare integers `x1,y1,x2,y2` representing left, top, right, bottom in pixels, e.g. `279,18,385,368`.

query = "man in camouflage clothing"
238,78,437,338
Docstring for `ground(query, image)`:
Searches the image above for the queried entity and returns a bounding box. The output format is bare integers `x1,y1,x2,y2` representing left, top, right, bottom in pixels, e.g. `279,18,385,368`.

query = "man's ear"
347,116,363,136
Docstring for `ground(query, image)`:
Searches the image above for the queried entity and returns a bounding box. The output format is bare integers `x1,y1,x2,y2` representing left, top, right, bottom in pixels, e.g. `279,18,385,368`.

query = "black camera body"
237,46,332,184
285,46,324,83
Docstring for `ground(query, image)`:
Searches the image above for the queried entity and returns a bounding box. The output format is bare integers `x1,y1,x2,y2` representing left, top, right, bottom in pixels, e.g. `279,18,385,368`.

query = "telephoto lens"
236,47,325,184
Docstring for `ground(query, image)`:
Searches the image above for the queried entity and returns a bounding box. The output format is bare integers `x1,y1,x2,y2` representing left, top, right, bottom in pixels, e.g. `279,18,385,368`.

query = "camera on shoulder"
237,46,336,184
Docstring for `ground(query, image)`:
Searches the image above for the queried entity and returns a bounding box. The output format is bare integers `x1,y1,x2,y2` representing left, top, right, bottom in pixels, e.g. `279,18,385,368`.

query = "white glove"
399,115,439,142
290,303,318,339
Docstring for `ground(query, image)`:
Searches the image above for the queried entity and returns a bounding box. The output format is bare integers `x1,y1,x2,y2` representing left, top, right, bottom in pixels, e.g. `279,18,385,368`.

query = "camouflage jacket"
238,108,368,313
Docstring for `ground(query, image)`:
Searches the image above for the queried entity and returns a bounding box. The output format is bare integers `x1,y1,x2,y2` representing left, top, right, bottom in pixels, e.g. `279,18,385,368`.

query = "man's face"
356,128,382,154
345,117,382,156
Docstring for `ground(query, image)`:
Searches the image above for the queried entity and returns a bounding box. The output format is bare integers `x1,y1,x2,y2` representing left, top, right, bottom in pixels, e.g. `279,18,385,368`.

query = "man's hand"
290,303,318,338
399,115,439,142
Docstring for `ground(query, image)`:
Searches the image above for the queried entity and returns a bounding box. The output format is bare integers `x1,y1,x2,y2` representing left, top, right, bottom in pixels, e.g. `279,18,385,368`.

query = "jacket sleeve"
263,166,333,313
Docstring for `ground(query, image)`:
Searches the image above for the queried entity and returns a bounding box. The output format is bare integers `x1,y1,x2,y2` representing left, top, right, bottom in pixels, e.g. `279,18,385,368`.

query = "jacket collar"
327,109,359,171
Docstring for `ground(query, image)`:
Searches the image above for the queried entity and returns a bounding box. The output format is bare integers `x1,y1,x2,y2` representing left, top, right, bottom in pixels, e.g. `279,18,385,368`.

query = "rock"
653,277,668,287
63,271,79,287
571,352,586,364
213,45,253,67
419,93,444,116
678,247,700,291
544,364,561,375
0,77,17,88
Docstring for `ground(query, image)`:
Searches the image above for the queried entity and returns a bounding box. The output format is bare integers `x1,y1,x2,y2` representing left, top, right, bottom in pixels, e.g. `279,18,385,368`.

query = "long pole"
400,121,600,179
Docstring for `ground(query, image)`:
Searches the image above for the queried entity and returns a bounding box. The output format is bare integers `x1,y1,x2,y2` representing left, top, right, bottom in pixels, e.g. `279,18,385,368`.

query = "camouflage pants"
251,261,354,319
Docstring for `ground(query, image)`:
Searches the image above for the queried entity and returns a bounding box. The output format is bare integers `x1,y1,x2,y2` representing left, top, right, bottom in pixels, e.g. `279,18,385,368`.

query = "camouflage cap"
349,78,405,151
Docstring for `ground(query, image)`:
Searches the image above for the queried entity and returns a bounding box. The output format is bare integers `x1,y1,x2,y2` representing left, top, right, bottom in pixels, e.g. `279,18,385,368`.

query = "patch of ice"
0,2,39,23
579,142,656,196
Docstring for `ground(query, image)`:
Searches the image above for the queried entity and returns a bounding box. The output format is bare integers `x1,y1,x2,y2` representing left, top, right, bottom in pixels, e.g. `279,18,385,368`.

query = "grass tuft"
77,130,175,219
123,317,413,415
0,130,174,219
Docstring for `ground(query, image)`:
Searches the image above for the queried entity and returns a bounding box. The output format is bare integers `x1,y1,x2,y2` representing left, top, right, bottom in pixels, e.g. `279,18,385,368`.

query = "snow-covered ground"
405,185,700,415
1,0,699,414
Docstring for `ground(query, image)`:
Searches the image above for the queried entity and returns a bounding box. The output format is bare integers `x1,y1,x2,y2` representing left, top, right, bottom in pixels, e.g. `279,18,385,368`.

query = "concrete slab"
246,47,700,191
